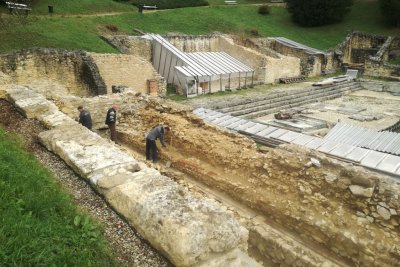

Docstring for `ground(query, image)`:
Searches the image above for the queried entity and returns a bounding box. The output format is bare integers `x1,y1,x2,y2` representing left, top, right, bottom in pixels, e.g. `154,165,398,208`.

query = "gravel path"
0,100,172,267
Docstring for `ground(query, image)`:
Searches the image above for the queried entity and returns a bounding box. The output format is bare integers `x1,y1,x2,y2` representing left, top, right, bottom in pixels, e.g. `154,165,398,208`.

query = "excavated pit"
1,62,399,266
114,99,400,267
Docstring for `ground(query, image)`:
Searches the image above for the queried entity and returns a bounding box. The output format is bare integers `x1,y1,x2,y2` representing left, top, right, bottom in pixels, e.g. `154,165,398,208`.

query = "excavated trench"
2,80,399,266
112,100,400,267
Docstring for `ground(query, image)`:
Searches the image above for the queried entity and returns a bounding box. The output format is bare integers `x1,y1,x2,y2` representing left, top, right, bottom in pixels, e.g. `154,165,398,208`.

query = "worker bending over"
146,125,170,163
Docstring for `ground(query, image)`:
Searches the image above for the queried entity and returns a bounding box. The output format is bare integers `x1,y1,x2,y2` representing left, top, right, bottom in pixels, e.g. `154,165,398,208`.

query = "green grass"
30,0,134,15
0,0,399,53
0,128,119,266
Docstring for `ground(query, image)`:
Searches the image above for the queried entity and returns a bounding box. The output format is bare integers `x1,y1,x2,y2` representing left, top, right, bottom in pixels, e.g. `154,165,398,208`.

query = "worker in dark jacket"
105,104,118,142
146,125,170,163
77,106,92,130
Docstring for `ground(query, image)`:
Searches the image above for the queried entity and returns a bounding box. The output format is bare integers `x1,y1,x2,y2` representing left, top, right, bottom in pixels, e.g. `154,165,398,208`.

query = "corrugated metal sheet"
193,108,400,178
324,123,400,156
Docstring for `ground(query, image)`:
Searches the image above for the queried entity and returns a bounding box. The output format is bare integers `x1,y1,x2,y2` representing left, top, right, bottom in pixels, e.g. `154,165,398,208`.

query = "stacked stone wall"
389,37,400,61
267,40,326,77
89,53,166,96
0,48,106,96
364,59,400,78
218,36,301,84
167,34,220,52
103,35,152,61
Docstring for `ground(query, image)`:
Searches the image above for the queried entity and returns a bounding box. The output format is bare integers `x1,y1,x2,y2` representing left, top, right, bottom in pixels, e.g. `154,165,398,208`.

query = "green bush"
131,0,209,9
258,5,270,15
379,0,400,27
286,0,353,26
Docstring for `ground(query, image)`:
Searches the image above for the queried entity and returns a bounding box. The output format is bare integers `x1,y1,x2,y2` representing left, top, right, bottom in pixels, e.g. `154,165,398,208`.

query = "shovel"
165,135,173,168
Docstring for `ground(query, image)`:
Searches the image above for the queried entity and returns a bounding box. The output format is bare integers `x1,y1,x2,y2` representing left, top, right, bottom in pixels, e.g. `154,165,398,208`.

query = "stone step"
231,83,363,118
217,81,357,113
219,84,359,115
231,87,351,117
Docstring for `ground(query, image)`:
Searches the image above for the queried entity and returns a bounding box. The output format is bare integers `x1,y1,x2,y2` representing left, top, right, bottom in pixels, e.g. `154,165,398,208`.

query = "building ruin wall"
0,48,107,96
364,59,400,78
166,34,220,52
89,53,166,96
103,35,152,61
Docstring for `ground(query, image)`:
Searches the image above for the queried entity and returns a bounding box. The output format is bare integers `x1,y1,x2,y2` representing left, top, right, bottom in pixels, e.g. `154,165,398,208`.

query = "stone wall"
103,35,152,61
167,34,220,52
89,53,166,96
339,32,388,64
263,38,328,77
218,36,302,84
364,59,400,79
0,48,107,96
337,32,400,79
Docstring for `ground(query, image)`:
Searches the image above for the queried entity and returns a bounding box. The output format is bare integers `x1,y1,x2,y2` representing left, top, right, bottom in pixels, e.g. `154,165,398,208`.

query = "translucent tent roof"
146,34,254,81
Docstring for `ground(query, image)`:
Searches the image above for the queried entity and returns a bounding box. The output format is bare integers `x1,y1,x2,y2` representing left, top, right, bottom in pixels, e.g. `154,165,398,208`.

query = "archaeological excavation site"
1,31,400,267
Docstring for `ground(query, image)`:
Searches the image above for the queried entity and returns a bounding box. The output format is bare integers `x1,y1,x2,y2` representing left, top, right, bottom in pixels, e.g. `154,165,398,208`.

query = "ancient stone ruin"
0,32,399,267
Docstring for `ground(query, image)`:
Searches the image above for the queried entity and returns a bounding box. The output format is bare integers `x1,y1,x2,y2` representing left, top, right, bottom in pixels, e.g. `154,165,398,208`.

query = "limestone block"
38,110,77,129
105,172,248,267
39,125,138,178
195,248,261,267
349,185,374,198
88,163,148,186
6,86,58,119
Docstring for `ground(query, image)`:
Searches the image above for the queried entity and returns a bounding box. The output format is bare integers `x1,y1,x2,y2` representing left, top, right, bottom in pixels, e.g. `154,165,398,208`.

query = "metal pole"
238,72,241,89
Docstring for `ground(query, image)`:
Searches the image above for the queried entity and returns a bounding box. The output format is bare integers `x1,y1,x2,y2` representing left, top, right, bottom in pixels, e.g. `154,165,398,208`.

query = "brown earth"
116,97,400,266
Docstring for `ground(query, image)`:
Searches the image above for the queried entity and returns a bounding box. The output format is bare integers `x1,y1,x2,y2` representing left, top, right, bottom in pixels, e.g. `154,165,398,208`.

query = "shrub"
105,24,119,32
258,5,270,15
130,0,209,9
286,0,353,27
246,28,260,37
379,0,400,27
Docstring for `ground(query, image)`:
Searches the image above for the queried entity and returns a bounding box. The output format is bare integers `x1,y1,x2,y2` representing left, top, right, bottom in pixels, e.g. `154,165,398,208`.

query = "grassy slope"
0,0,399,53
0,128,118,266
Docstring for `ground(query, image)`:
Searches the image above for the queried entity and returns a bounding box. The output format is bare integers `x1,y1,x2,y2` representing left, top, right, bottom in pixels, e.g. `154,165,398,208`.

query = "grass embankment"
0,0,399,53
0,128,119,266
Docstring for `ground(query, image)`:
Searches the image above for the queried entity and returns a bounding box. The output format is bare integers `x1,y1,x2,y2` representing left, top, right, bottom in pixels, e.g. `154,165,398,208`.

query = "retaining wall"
89,53,166,96
0,48,106,96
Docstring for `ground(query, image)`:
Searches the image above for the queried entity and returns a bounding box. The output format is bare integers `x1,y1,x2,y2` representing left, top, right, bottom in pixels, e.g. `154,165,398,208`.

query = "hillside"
0,0,399,53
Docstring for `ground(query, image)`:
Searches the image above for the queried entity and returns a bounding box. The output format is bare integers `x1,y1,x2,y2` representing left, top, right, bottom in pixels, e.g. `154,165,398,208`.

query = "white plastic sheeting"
146,34,254,96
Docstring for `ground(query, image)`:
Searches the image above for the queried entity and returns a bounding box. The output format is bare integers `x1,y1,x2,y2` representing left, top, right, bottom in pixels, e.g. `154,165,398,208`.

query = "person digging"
145,125,170,163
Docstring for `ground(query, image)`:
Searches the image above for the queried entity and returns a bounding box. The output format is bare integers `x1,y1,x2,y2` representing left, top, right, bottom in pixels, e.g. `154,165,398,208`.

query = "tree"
286,0,353,27
380,0,400,27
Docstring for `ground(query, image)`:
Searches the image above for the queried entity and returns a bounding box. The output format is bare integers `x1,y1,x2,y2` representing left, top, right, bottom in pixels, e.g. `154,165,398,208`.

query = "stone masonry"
89,53,166,96
0,48,107,96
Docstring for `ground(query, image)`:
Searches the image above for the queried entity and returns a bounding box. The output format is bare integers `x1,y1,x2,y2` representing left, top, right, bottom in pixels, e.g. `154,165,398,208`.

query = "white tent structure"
146,34,255,97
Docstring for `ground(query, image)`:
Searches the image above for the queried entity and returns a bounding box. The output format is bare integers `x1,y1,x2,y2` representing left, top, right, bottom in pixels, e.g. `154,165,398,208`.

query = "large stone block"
38,110,77,129
6,86,58,118
102,171,249,267
39,125,138,178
